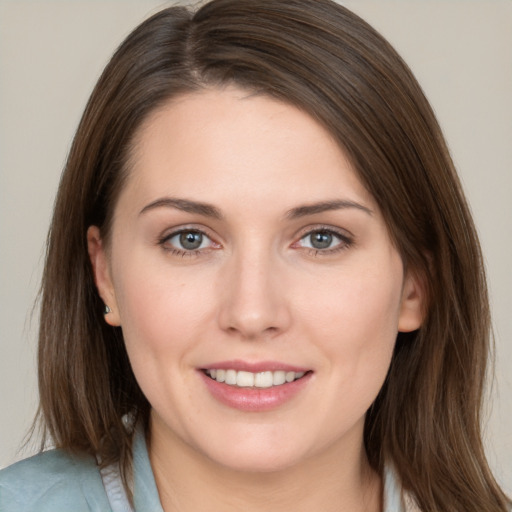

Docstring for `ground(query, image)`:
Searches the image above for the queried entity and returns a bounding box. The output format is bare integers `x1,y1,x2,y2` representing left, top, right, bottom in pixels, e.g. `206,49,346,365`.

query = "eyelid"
294,224,354,242
291,225,355,254
167,231,211,250
157,225,222,253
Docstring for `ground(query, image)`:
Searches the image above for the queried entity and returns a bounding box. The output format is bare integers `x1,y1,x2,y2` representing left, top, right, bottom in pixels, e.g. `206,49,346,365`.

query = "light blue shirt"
0,428,408,511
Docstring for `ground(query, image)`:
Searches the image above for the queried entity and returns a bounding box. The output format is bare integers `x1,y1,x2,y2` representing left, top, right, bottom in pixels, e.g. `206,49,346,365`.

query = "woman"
0,0,509,510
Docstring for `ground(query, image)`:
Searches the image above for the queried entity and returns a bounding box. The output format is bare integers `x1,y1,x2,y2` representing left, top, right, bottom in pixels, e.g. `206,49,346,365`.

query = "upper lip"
200,359,311,373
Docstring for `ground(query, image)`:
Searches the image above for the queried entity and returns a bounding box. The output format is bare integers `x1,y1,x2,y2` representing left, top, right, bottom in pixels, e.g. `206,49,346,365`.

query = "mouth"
199,361,313,411
203,369,309,388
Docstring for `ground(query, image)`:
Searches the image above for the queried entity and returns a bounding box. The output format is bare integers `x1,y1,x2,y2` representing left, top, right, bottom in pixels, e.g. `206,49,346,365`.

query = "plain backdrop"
1,0,511,495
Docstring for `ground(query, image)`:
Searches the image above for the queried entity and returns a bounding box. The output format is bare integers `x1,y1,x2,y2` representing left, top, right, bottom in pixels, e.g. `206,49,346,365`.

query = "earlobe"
398,270,426,333
87,226,121,326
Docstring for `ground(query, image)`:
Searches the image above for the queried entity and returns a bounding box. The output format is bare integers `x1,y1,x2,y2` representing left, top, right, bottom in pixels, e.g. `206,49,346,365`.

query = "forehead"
121,86,375,214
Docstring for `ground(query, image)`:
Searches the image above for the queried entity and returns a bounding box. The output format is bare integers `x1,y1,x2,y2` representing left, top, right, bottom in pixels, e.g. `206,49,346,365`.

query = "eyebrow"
139,197,372,220
139,197,223,219
286,199,373,219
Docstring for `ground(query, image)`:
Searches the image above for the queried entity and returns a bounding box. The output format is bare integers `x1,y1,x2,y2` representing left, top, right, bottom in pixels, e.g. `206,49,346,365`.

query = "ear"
398,269,426,333
87,226,121,326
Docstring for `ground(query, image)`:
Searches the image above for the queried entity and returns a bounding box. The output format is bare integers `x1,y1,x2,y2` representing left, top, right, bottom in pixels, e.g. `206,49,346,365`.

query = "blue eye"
164,230,212,252
298,229,350,251
305,231,335,249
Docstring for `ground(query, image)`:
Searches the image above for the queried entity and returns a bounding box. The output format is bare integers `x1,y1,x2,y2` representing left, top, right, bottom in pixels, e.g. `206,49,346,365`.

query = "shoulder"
0,448,112,512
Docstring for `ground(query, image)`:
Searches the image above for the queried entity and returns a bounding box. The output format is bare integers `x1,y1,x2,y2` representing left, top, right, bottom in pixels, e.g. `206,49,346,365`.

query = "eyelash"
157,226,354,258
294,226,354,257
158,228,218,258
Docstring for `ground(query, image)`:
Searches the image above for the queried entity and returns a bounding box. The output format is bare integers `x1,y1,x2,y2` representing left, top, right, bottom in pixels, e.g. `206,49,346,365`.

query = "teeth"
205,369,307,388
273,370,286,386
254,371,273,388
236,371,254,387
225,369,237,385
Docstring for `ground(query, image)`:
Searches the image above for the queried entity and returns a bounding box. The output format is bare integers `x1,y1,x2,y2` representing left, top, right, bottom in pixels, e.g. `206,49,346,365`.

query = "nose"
217,246,292,340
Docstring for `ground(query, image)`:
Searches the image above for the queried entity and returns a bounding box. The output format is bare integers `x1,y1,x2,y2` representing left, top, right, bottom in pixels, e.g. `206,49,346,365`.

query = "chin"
199,434,313,474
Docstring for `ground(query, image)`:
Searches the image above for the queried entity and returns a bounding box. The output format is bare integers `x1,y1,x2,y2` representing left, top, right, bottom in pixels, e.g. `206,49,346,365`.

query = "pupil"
311,232,332,249
180,232,202,250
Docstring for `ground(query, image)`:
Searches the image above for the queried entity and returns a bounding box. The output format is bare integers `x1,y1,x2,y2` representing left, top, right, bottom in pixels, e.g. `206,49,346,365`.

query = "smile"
204,369,307,388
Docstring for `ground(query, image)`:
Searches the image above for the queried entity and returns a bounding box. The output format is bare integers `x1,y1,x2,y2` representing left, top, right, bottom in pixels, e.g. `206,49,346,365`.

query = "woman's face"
89,87,423,472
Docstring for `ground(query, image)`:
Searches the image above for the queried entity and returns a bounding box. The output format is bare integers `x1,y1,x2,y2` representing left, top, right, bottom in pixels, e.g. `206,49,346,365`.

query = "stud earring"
104,305,111,315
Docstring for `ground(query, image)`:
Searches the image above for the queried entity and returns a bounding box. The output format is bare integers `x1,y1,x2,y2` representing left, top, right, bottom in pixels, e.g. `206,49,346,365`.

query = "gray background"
1,0,511,494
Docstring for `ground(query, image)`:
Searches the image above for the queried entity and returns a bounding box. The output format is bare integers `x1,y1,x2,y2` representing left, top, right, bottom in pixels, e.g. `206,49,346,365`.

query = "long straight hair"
36,1,510,510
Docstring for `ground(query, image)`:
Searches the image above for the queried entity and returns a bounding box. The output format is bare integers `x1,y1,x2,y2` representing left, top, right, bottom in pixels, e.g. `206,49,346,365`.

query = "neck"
148,415,382,512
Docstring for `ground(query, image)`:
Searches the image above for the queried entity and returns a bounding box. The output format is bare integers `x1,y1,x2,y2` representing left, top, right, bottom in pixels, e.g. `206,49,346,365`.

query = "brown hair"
36,0,510,510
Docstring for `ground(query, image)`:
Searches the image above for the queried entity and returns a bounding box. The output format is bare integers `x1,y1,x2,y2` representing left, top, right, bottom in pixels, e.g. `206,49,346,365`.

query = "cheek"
303,262,402,335
111,257,219,418
111,253,216,358
299,259,403,391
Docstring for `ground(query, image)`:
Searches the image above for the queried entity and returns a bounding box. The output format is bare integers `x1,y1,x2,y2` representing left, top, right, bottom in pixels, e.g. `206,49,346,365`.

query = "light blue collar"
132,426,164,512
383,463,407,512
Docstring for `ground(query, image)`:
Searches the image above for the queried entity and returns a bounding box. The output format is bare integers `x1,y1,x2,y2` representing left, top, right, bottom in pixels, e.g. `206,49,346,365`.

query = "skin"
88,86,424,512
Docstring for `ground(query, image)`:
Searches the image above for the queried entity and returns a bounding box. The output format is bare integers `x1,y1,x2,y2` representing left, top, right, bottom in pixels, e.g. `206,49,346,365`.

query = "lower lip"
199,371,312,412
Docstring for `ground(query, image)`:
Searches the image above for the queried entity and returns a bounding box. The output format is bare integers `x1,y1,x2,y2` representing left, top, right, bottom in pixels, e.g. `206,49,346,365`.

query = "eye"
302,231,336,250
161,229,216,254
296,228,352,253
